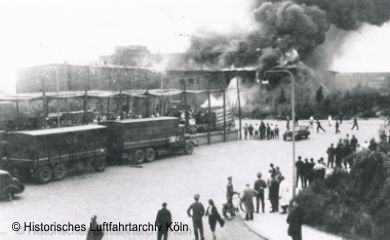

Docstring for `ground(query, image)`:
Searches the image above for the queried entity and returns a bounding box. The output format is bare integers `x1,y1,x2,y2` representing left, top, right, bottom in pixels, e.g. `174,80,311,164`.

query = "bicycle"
222,192,246,220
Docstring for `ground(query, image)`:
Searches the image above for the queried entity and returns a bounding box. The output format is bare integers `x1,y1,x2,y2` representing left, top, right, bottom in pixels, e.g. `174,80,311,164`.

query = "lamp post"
264,68,296,198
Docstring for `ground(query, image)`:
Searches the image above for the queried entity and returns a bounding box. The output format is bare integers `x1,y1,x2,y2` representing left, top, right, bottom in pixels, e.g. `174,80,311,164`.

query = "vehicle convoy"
99,117,195,164
283,125,310,141
0,169,24,200
0,117,195,184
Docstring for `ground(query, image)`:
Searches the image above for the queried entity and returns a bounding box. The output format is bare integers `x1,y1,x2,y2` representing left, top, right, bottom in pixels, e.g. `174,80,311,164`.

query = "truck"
99,117,194,163
0,125,107,184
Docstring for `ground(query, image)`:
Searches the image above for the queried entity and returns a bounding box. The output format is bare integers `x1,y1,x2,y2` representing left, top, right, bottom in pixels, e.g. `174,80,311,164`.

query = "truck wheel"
53,163,67,180
134,149,145,163
145,148,156,162
184,142,194,155
37,165,53,184
92,157,106,172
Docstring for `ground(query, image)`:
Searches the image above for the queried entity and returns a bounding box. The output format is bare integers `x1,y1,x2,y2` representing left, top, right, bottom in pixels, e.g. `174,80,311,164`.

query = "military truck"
99,117,194,163
1,125,107,183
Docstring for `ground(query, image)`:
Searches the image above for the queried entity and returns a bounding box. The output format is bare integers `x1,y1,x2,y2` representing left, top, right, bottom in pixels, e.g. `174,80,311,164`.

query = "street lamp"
263,68,297,199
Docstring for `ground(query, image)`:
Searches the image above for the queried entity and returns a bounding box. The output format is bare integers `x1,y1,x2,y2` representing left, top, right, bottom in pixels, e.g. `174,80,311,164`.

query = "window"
188,78,194,84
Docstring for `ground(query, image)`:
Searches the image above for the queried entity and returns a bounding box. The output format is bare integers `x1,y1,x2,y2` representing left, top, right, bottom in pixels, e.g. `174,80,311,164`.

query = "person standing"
326,143,335,168
308,158,315,185
266,123,271,140
187,194,205,240
248,124,254,140
302,158,310,188
328,115,332,126
309,116,314,129
286,116,290,131
287,200,305,240
206,199,224,240
335,139,344,168
351,117,359,130
279,176,291,214
335,120,341,134
156,202,172,240
316,120,326,133
254,124,259,140
275,124,280,139
243,123,248,140
269,174,280,212
86,215,104,240
295,156,305,188
260,121,266,140
350,135,358,152
226,176,236,209
254,172,267,213
241,184,256,220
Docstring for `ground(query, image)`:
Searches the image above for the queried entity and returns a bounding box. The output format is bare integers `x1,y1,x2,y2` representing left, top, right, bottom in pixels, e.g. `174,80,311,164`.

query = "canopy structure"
0,88,229,102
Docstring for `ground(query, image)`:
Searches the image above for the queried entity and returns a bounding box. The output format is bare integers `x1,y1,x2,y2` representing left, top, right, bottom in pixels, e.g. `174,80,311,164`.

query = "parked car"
0,170,24,200
283,126,310,141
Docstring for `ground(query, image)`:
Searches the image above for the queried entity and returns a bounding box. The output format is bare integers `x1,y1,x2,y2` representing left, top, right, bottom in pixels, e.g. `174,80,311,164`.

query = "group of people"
308,116,360,134
243,122,280,140
326,134,359,169
295,156,327,188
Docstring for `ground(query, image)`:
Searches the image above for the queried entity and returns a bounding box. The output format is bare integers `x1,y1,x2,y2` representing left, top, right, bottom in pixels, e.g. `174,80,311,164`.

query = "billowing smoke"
184,0,390,73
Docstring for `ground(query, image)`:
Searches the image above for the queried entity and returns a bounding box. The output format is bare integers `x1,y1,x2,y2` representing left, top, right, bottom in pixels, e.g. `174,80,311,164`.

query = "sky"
0,0,389,93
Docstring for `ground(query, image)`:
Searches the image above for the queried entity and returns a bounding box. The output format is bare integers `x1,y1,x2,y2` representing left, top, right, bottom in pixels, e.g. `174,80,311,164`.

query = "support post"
291,72,296,199
183,81,189,126
106,98,110,119
223,90,226,142
236,75,242,140
207,80,211,145
146,92,150,118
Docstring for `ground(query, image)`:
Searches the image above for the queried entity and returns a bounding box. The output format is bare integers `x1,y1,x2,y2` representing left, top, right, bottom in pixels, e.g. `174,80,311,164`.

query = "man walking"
254,172,267,213
187,194,205,240
241,184,256,220
316,120,326,133
351,117,359,130
156,202,172,240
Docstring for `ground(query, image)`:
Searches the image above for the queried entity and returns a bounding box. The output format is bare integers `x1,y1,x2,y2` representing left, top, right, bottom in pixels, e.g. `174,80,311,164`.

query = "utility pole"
183,80,189,126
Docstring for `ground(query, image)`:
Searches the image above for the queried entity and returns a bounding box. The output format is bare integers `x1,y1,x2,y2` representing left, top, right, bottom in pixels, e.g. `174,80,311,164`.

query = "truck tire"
37,165,53,184
184,142,194,155
134,149,145,163
145,148,156,162
53,163,67,180
92,157,106,172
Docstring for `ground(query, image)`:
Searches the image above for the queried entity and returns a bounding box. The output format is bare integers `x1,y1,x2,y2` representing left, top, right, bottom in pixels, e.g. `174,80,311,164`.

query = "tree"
316,86,324,103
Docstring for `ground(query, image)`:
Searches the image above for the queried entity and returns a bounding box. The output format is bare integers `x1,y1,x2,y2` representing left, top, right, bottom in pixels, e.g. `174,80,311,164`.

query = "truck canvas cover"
6,125,107,162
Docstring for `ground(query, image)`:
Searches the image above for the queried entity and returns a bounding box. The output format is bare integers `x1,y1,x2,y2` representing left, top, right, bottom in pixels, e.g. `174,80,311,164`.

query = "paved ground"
0,119,382,240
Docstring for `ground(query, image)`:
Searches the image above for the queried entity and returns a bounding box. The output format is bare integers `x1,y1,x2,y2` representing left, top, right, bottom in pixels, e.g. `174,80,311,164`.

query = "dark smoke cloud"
184,0,390,73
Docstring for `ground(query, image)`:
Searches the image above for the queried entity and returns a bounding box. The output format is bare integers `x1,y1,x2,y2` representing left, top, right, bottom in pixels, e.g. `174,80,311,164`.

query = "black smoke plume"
184,0,390,72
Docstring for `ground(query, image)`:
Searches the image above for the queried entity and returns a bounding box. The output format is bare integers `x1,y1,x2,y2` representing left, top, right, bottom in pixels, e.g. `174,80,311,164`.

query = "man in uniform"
226,176,236,208
187,194,205,240
254,172,267,213
269,174,280,212
155,202,172,240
